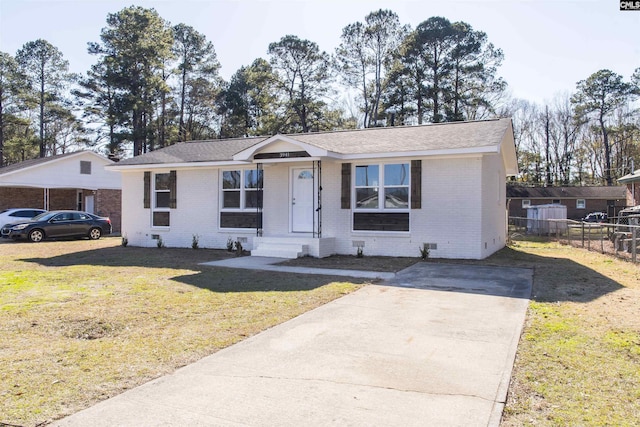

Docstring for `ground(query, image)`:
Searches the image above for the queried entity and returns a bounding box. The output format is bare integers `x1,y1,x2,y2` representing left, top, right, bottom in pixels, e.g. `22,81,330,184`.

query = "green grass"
0,238,365,426
2,237,639,426
494,240,640,426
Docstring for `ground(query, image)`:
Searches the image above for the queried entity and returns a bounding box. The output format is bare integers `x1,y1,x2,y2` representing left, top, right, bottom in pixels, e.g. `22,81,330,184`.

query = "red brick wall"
509,198,627,220
0,187,46,210
95,189,122,233
0,187,121,233
627,184,639,206
49,189,77,210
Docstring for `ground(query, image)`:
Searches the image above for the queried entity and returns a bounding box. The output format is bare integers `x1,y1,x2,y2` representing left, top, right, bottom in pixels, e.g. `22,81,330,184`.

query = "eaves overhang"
233,134,339,161
618,170,640,184
337,145,500,161
107,160,251,171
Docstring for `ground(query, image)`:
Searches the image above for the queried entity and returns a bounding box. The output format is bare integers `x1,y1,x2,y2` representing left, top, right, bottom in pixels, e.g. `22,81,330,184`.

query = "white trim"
252,156,323,164
151,172,171,228
0,151,113,178
339,145,500,160
352,161,411,212
219,167,263,227
233,134,335,161
108,160,249,171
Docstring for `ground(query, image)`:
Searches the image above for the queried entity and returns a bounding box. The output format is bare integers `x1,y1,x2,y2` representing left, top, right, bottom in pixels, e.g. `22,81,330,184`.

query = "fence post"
581,222,585,248
600,224,604,254
633,226,637,263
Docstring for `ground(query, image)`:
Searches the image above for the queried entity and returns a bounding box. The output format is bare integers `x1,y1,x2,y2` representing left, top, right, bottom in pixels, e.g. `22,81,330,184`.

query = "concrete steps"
251,241,309,259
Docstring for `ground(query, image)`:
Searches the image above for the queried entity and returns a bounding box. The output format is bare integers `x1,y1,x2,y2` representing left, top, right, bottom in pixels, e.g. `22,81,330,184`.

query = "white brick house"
110,119,517,259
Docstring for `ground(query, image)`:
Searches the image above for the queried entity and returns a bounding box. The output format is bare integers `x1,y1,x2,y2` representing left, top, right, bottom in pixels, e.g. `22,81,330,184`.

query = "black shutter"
169,170,177,209
143,171,151,209
411,160,421,209
341,163,351,209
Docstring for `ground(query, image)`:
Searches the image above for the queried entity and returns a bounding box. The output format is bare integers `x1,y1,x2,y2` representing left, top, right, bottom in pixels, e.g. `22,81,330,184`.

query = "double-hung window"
153,172,171,227
220,168,263,229
222,169,262,209
355,163,409,210
353,162,410,232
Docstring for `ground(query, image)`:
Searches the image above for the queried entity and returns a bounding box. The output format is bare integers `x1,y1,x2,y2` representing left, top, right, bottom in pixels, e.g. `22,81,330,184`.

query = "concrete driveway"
54,262,532,427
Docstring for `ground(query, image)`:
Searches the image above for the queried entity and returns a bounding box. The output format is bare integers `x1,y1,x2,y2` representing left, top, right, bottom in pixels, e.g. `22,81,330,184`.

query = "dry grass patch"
484,240,640,426
0,238,366,426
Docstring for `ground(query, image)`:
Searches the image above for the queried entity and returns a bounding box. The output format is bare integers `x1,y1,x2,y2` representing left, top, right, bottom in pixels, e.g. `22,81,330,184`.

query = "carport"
0,151,122,232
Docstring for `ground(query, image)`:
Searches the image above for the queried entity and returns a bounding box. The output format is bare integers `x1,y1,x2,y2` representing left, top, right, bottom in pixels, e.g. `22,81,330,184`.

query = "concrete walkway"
53,261,532,427
201,256,396,280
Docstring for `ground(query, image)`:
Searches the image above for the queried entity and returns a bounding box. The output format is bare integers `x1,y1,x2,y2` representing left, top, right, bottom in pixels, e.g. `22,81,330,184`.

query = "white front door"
85,195,95,214
291,167,315,232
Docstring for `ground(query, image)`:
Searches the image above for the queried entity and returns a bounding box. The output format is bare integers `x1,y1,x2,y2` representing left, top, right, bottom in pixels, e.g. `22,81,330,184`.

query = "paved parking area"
54,262,532,427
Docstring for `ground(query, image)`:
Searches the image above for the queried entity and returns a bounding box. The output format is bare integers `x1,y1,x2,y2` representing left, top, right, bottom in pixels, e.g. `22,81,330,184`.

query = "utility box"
526,204,568,234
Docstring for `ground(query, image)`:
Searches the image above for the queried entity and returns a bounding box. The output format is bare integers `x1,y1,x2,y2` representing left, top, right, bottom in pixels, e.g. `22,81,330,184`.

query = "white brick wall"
480,153,508,258
119,154,507,259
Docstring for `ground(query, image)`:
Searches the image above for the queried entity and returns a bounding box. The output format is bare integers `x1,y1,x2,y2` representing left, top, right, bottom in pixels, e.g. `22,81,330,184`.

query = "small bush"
156,236,165,249
192,234,200,250
234,240,243,256
121,235,128,247
226,237,234,252
419,244,430,260
356,246,364,258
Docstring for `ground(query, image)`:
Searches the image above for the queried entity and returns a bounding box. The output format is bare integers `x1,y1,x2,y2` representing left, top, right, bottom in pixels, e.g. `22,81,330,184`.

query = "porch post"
256,163,263,237
316,161,322,238
44,188,49,210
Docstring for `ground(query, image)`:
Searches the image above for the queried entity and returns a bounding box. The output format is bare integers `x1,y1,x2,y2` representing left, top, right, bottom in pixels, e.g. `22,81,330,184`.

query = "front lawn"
2,237,638,426
489,240,640,426
0,238,365,426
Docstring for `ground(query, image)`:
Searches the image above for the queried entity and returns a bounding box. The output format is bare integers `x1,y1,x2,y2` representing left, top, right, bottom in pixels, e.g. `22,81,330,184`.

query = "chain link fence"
508,215,639,263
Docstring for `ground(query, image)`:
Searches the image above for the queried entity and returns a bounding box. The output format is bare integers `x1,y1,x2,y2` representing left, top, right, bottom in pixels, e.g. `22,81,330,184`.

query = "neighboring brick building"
0,151,122,232
618,169,640,207
507,185,628,220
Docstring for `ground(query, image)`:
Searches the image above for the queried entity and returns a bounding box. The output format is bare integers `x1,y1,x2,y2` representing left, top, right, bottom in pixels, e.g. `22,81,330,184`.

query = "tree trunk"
132,109,144,156
432,45,441,123
545,106,552,186
179,67,187,141
0,90,4,167
39,61,45,158
600,114,612,186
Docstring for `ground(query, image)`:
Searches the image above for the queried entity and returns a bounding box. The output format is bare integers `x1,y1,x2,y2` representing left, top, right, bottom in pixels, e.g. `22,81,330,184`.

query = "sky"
0,0,639,106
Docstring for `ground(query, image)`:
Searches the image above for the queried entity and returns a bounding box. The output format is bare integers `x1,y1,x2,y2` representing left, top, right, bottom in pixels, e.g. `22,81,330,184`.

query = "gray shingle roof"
507,186,627,199
113,137,266,166
291,118,511,154
110,119,512,166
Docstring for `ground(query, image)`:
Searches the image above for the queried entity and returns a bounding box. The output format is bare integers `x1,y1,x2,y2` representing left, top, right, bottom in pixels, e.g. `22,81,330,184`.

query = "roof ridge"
282,118,505,139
